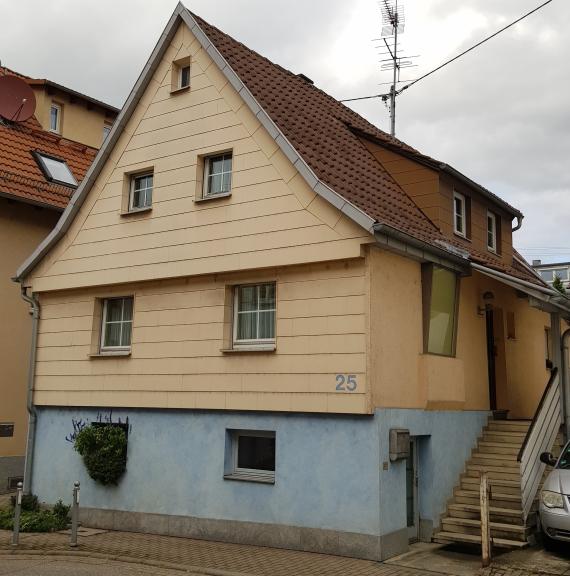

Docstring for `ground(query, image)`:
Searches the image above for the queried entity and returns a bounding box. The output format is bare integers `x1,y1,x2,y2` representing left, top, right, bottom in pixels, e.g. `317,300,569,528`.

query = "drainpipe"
19,285,40,494
512,214,524,232
562,328,570,441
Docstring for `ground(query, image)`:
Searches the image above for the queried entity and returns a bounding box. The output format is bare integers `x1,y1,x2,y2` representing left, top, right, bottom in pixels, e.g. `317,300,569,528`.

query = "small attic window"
33,152,78,188
171,57,191,93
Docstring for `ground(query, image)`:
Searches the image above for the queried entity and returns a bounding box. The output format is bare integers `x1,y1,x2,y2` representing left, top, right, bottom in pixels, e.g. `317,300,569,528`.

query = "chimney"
532,259,541,266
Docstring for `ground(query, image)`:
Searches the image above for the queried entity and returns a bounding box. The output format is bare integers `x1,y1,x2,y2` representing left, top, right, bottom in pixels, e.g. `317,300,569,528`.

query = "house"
532,260,570,291
14,4,570,560
0,67,116,492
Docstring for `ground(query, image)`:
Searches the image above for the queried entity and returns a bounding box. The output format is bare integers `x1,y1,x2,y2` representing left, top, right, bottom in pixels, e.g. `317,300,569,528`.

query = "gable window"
129,172,153,211
204,153,232,198
422,264,459,357
33,152,78,188
234,283,276,347
225,430,276,483
487,211,497,252
100,297,133,352
49,103,61,133
453,191,466,237
179,65,190,89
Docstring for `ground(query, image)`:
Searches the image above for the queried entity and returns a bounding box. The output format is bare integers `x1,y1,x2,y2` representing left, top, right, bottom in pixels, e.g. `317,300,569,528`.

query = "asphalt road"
0,555,203,576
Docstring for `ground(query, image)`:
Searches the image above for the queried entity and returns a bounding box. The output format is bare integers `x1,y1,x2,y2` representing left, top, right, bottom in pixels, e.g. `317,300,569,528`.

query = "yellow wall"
27,22,372,293
369,247,550,417
0,198,59,458
32,87,115,149
34,259,369,414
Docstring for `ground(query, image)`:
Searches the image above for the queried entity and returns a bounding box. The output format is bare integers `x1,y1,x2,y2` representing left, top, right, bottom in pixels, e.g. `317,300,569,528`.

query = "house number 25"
335,374,357,391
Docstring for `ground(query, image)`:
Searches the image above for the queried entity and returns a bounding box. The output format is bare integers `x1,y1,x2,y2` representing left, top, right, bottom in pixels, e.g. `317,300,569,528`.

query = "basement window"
33,152,78,188
422,264,459,357
225,430,276,483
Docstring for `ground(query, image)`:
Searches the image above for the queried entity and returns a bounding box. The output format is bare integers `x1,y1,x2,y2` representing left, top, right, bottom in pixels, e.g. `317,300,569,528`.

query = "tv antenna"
375,0,417,136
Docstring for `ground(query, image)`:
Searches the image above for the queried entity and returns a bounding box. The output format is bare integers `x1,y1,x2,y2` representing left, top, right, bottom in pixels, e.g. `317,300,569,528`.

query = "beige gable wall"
34,259,370,414
27,22,372,294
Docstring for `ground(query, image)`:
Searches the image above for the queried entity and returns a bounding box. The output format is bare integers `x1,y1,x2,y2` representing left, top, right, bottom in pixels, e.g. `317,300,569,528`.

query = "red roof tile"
0,71,96,210
192,13,543,287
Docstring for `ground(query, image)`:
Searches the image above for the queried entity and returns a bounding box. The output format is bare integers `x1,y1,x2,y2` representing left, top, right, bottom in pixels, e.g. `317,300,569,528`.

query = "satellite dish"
0,75,36,122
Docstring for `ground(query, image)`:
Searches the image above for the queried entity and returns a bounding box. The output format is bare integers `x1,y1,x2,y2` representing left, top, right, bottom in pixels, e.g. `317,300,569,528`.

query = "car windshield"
557,443,570,469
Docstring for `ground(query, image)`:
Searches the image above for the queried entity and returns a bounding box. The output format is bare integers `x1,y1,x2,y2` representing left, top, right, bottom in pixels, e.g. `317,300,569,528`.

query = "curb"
0,549,253,576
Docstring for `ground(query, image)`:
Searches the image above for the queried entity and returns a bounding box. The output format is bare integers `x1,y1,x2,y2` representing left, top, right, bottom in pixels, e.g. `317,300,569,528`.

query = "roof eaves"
15,2,188,283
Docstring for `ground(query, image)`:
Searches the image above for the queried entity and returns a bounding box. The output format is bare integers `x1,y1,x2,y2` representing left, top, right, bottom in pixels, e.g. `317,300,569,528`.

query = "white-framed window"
487,211,497,252
49,103,61,133
203,153,232,198
233,283,276,347
33,152,78,188
179,65,191,89
539,268,569,283
129,173,153,211
100,297,133,352
453,191,466,237
226,430,276,483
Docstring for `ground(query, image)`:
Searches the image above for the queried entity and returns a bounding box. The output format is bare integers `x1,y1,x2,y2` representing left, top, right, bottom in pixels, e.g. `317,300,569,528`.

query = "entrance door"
485,308,497,411
406,438,419,542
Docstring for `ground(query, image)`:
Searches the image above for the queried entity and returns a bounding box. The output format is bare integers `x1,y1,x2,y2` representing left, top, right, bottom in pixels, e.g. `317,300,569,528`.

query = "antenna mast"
377,0,416,136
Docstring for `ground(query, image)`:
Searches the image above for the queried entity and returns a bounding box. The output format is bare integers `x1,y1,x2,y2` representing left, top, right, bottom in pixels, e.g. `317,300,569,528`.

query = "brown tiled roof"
0,72,97,210
193,13,543,287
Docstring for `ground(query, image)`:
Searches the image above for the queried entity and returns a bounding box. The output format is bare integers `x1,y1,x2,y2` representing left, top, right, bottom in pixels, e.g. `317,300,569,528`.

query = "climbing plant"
74,425,128,486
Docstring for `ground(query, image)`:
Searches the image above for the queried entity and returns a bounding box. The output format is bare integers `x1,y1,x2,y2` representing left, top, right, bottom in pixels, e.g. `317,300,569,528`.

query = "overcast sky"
1,0,568,263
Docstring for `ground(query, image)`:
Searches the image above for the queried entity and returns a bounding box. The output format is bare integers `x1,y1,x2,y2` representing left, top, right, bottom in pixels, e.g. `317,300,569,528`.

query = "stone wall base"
79,507,382,561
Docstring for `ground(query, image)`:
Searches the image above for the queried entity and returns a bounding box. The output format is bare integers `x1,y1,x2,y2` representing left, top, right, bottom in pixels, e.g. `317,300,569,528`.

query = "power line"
340,0,555,104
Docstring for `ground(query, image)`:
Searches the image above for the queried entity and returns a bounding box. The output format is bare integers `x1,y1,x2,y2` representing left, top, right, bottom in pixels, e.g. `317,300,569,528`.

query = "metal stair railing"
517,368,561,521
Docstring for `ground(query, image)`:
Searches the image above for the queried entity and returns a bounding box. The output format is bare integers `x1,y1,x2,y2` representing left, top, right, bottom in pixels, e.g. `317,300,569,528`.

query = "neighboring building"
0,67,107,491
1,66,119,149
14,5,570,560
532,259,570,290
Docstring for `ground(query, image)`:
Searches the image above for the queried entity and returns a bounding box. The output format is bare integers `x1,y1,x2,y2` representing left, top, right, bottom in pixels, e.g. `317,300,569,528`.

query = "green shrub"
74,425,128,485
52,499,70,524
10,493,39,512
0,504,69,532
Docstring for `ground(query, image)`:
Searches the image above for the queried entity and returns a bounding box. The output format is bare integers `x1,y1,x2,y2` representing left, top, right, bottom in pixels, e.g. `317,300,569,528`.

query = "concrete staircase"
434,419,536,549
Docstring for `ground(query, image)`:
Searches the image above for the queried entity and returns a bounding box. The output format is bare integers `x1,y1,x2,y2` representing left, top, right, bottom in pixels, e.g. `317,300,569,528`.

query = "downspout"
512,215,524,232
19,285,40,494
562,328,570,441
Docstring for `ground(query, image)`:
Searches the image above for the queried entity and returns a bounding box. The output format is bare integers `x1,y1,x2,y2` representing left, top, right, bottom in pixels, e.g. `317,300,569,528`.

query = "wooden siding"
27,22,371,293
34,259,370,414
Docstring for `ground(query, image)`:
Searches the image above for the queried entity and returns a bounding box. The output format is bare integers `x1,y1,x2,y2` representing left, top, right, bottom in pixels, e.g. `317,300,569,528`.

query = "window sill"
90,351,131,358
170,86,190,95
223,473,275,485
453,231,471,242
121,207,152,217
194,192,232,203
221,345,276,354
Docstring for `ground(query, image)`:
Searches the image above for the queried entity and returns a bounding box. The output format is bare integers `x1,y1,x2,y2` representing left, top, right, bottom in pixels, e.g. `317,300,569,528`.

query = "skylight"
34,152,78,188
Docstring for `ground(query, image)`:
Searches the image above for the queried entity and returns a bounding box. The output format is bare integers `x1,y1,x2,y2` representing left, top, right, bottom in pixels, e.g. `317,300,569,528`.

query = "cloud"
1,0,567,262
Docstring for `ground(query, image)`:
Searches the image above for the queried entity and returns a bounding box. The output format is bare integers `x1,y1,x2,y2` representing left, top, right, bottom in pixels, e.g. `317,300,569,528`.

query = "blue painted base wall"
32,407,489,539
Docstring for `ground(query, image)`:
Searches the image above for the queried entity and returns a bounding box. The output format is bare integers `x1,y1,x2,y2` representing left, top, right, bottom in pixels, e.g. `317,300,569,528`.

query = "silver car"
539,441,570,548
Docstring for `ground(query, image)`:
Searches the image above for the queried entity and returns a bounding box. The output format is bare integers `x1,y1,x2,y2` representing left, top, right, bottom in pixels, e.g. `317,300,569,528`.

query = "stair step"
466,464,521,479
471,452,520,464
483,430,527,442
487,420,531,432
478,441,521,455
447,503,524,525
441,517,529,541
433,531,528,549
460,475,521,495
453,489,522,510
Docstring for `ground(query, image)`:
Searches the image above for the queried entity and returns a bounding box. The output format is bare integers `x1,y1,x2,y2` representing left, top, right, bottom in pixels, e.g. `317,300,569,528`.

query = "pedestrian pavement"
1,529,568,576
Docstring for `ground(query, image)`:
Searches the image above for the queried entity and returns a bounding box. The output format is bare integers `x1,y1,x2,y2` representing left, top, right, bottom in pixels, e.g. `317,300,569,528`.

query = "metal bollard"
70,481,80,547
12,481,23,546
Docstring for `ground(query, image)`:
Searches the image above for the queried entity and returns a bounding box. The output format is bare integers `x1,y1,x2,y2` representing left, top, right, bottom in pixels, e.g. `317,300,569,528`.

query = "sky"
0,0,568,264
